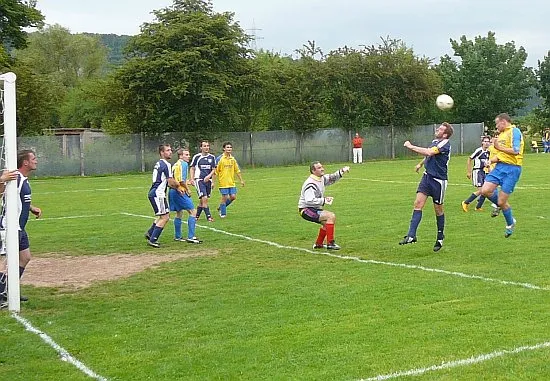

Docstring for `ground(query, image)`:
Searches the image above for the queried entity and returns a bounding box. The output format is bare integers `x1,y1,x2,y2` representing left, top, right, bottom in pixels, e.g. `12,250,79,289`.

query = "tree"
438,32,534,126
15,25,108,88
116,0,252,139
0,0,44,67
0,0,44,49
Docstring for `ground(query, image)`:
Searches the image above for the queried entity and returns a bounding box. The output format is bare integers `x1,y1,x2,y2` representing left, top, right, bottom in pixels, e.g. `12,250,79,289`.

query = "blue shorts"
299,208,322,224
484,162,522,194
417,173,447,205
169,189,195,211
196,180,212,199
219,187,237,196
19,230,29,251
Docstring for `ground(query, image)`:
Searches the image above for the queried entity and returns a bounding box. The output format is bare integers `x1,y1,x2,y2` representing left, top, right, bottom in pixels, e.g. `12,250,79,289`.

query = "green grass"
1,153,550,380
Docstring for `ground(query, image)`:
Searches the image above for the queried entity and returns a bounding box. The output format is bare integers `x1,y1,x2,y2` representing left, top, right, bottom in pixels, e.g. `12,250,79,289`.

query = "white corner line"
359,341,550,380
120,212,550,291
11,313,108,381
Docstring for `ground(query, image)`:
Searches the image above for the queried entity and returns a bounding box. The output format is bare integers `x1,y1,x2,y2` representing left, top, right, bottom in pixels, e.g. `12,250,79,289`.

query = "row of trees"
1,0,550,138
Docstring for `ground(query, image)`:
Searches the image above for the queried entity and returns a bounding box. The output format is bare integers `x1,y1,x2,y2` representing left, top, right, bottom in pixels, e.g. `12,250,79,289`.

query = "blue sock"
464,193,477,204
187,215,196,239
147,223,155,237
205,207,212,219
151,226,163,242
174,218,182,239
407,210,422,238
502,208,515,226
476,196,486,209
436,214,445,240
196,207,203,219
225,198,232,207
487,189,499,206
220,203,227,215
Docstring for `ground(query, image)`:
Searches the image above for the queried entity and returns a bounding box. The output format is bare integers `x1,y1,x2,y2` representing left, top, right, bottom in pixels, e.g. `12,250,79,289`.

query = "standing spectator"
190,140,217,222
169,148,202,244
352,132,364,164
481,113,524,238
298,162,350,250
0,150,41,306
461,136,491,211
145,144,178,248
543,129,550,153
215,142,245,218
399,123,454,252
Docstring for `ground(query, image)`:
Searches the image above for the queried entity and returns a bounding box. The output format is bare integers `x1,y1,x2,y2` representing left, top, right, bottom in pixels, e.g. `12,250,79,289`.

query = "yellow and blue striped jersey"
495,125,524,166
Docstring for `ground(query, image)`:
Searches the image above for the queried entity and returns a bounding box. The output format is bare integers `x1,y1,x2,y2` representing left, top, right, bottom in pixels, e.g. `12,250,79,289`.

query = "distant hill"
83,33,132,67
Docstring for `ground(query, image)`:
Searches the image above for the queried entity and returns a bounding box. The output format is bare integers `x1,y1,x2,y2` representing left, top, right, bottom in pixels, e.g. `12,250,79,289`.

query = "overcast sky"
35,0,549,68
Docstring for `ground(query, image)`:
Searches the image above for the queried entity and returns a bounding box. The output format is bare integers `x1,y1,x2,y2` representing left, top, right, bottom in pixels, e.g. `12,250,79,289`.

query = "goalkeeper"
298,162,350,250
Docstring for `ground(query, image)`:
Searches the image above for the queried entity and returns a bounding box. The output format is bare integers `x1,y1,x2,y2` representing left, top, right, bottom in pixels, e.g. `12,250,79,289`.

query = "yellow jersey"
495,125,524,166
215,154,241,188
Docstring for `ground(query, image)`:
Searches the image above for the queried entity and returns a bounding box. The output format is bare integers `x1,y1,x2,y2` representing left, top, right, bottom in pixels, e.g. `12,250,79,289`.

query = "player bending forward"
298,162,350,250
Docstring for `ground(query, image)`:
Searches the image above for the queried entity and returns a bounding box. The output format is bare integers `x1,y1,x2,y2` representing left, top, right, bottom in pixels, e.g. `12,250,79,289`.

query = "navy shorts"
148,195,169,216
19,230,29,251
471,169,486,187
196,180,212,199
417,173,447,205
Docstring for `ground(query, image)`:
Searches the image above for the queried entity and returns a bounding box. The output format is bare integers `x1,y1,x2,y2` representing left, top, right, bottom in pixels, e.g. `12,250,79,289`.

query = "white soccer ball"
436,94,454,111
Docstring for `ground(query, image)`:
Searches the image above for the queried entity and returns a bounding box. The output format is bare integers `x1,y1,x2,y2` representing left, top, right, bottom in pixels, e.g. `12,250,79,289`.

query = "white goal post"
0,72,21,312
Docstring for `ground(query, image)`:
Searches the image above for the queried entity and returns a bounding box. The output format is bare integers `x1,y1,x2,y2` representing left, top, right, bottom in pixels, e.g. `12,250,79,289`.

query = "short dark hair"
222,141,232,149
158,144,171,154
309,161,321,174
17,149,35,168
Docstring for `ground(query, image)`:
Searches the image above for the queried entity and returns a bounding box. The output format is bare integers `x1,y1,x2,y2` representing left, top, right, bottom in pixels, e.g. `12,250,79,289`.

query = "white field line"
360,341,550,381
120,212,550,291
30,214,111,221
38,186,145,195
11,313,108,381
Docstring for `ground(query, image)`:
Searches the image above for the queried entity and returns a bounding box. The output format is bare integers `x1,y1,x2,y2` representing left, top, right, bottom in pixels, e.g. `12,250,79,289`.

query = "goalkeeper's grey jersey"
298,170,343,209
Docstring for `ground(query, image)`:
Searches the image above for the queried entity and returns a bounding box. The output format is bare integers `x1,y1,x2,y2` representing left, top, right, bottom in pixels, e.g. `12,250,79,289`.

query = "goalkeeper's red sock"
316,227,327,245
326,223,335,243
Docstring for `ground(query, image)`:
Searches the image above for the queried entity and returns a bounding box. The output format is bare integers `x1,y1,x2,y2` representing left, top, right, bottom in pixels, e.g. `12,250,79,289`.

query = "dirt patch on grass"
21,251,216,290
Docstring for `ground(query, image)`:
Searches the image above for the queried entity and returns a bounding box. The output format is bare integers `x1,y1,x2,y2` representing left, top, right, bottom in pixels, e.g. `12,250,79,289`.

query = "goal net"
0,72,20,312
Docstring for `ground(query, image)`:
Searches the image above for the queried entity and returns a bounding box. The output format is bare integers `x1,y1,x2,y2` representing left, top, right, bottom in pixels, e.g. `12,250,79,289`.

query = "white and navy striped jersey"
190,153,216,180
469,147,490,170
0,172,31,231
148,159,172,198
425,138,451,180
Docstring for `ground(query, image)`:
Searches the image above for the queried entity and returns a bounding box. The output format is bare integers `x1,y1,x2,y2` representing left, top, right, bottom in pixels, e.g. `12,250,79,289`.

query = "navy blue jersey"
148,159,172,198
1,172,32,231
469,147,490,170
190,153,216,180
424,139,451,180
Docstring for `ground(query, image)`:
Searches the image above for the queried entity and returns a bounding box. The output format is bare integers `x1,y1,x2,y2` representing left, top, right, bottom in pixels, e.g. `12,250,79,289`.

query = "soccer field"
1,154,550,380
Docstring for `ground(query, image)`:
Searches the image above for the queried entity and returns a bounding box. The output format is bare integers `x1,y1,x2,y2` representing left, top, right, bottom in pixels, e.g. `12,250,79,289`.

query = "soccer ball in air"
436,94,454,111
